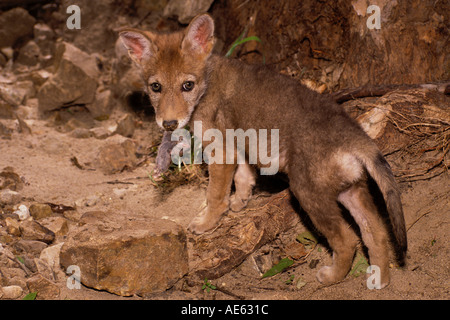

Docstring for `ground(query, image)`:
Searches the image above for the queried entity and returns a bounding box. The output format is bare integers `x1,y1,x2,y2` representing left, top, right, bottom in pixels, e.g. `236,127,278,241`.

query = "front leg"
188,163,236,234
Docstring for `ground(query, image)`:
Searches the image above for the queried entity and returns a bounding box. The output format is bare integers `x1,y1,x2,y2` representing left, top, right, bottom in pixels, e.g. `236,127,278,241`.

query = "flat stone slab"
60,211,188,296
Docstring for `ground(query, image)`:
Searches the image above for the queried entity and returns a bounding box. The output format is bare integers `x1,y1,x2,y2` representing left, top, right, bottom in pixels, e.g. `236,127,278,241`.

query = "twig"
407,210,432,232
215,286,246,300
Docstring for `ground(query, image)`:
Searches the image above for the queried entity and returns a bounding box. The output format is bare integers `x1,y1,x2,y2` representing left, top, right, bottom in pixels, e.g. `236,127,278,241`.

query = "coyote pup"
119,14,407,287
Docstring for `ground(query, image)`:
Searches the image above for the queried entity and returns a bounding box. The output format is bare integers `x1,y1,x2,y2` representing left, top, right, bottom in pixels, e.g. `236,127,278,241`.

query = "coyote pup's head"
119,14,215,131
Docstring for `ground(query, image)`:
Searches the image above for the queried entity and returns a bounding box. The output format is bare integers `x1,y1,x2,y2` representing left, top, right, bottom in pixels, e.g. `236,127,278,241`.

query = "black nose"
162,120,178,131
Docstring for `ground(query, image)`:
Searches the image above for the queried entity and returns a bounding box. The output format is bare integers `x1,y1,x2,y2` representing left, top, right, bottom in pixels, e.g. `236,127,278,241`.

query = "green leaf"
350,253,370,277
262,258,294,278
23,292,37,300
16,256,25,264
296,231,318,246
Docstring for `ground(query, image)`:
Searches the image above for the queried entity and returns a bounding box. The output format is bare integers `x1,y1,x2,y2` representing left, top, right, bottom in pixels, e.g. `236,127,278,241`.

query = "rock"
74,194,101,208
28,69,52,87
12,240,48,258
26,274,60,300
89,126,111,140
0,232,14,246
34,258,55,281
39,243,64,271
40,216,69,236
6,275,27,291
29,203,53,220
62,209,83,223
0,83,26,107
15,114,32,135
15,80,36,102
0,189,22,205
5,217,21,237
0,167,24,191
87,89,116,119
0,285,23,299
115,113,135,138
14,204,30,221
70,127,92,139
96,138,138,174
1,267,27,282
20,220,55,244
60,211,189,296
163,0,215,24
0,8,36,48
61,118,90,133
16,40,41,67
35,243,64,281
37,41,99,113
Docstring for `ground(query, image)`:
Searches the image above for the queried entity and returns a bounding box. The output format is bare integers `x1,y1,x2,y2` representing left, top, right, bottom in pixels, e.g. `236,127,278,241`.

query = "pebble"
29,203,53,220
39,243,64,271
5,217,21,236
0,285,23,299
115,113,135,137
40,216,68,236
14,204,30,221
89,126,111,139
75,194,100,208
20,220,55,244
12,240,48,257
70,127,92,139
0,189,22,205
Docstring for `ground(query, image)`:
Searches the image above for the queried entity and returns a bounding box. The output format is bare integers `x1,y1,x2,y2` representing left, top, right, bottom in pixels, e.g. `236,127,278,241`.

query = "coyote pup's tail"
357,149,407,261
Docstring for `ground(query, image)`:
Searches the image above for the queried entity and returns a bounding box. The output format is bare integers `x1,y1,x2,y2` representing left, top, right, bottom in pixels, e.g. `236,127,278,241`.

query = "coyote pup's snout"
119,14,407,289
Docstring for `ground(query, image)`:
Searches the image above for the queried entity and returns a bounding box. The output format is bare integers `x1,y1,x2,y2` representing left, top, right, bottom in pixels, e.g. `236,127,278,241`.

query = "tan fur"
119,14,407,287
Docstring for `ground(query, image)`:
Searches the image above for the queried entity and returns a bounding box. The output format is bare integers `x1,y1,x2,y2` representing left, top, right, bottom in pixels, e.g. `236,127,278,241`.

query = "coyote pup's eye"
182,81,195,92
150,82,161,93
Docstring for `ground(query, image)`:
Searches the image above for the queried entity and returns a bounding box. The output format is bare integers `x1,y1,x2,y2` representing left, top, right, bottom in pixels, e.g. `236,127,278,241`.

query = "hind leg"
293,188,359,285
230,163,256,212
338,181,390,288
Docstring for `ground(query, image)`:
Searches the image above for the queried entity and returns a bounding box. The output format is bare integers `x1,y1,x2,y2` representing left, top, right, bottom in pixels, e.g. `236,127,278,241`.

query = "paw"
316,266,345,285
316,266,335,285
229,194,249,212
187,208,222,235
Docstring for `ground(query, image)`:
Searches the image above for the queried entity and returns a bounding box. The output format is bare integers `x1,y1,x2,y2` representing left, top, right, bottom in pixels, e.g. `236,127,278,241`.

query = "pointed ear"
119,28,156,65
181,14,215,58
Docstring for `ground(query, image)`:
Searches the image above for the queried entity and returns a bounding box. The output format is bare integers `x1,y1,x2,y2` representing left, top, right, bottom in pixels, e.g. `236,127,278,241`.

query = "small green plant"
225,28,265,63
202,278,216,293
350,253,370,277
